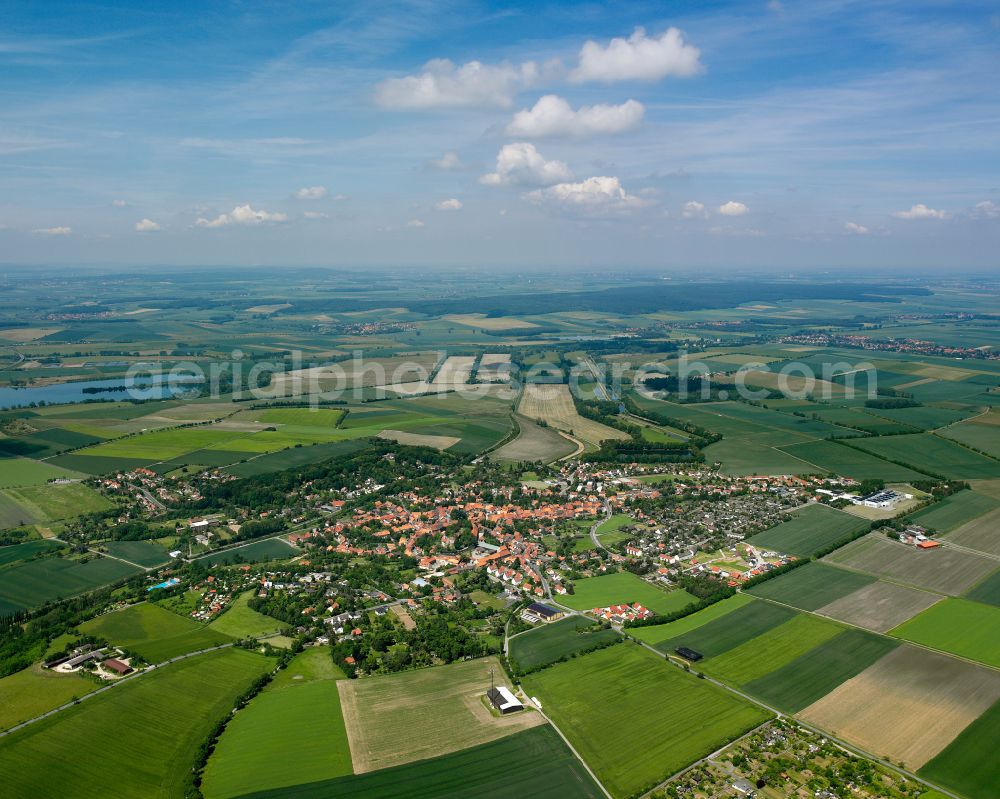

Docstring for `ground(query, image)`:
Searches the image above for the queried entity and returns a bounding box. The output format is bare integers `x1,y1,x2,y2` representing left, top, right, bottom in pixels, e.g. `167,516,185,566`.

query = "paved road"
589,502,613,552
0,642,235,738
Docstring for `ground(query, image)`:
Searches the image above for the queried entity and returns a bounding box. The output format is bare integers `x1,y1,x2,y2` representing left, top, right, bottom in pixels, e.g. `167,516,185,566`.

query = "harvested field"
743,628,898,712
817,580,944,633
943,506,1000,556
390,604,415,629
824,534,998,595
747,562,876,611
919,697,1000,799
518,384,627,449
337,656,543,773
491,414,576,463
799,645,1000,769
376,429,459,449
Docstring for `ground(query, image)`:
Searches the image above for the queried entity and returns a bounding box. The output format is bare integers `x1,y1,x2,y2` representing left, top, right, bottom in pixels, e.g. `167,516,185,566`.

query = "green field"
0,664,99,732
0,554,142,615
594,514,637,548
0,647,272,798
630,594,752,647
890,598,1000,668
919,696,1000,799
208,591,284,638
257,407,346,426
0,538,63,566
746,562,876,611
79,602,234,662
703,435,818,476
0,456,83,488
202,648,351,799
654,598,796,659
742,628,898,712
508,615,620,672
229,725,603,799
748,503,868,557
700,613,842,685
964,569,1000,607
778,439,927,481
561,572,695,615
199,537,298,565
101,539,172,567
848,434,1000,480
1,481,113,523
522,643,771,798
939,417,1000,460
865,406,971,431
908,490,1000,533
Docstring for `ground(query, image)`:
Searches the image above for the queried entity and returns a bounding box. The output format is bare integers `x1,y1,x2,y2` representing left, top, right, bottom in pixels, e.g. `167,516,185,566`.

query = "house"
486,686,524,714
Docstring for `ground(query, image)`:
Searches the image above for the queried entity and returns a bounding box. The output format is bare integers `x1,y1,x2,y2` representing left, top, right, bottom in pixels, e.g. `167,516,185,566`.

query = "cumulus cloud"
570,27,702,83
682,200,706,219
428,151,466,170
375,59,537,109
134,218,161,232
295,186,328,200
480,143,573,186
892,203,948,220
525,176,647,214
844,221,870,235
435,198,463,211
33,226,71,235
972,200,999,219
405,219,425,228
506,95,644,138
718,200,749,216
196,204,288,228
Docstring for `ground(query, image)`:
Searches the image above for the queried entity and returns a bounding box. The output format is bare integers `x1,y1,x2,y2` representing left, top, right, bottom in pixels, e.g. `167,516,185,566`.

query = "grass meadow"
560,572,695,615
208,591,284,638
79,602,234,663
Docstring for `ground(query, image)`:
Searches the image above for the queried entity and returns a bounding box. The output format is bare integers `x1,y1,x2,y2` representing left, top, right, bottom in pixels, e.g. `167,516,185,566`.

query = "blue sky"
1,0,998,270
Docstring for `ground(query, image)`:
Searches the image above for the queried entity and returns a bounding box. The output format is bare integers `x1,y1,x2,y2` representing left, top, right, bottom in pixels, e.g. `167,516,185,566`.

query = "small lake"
0,373,203,410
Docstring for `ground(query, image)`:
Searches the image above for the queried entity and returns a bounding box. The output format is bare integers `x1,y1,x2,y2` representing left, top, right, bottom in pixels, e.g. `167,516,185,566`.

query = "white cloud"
295,186,328,200
718,200,749,216
196,204,288,228
506,95,644,138
435,198,463,211
134,218,161,232
892,203,948,220
428,151,465,170
112,199,128,208
570,27,702,83
33,226,71,235
375,59,537,109
405,219,425,228
844,221,870,235
525,176,647,213
682,200,706,219
303,211,329,219
480,143,573,186
972,200,999,219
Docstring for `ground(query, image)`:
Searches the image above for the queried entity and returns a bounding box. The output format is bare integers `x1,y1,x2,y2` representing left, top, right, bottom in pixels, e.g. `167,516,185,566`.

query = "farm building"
487,686,524,714
675,646,703,662
521,602,563,624
102,658,133,676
